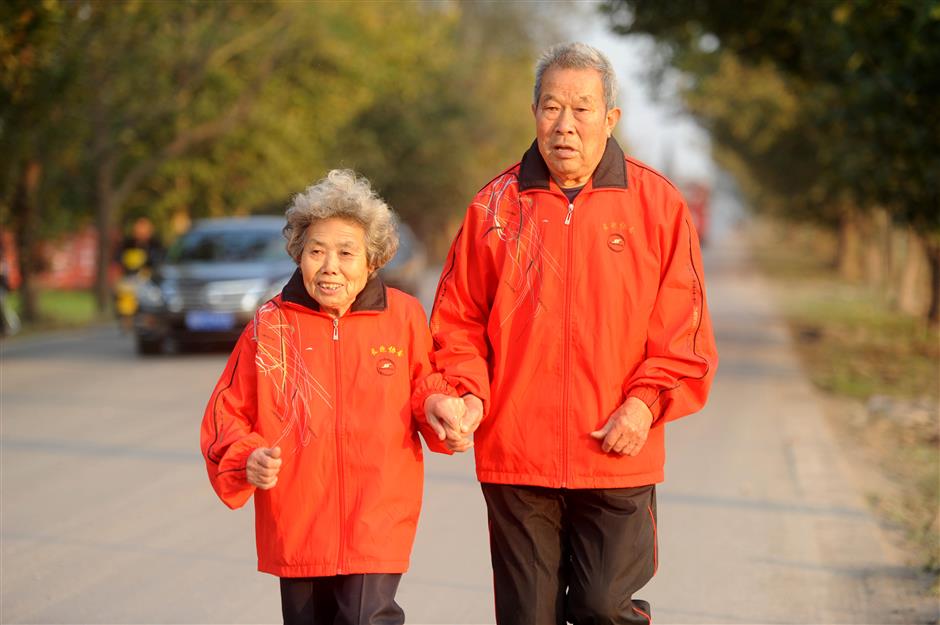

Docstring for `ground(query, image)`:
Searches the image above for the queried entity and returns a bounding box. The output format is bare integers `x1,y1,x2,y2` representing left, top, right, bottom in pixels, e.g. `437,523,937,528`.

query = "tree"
341,1,540,249
0,0,80,322
604,0,940,323
73,2,303,309
2,0,544,323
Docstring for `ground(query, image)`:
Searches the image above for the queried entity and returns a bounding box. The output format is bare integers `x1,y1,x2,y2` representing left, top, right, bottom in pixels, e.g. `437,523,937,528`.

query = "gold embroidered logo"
370,344,403,375
607,233,625,252
370,344,405,358
602,222,632,252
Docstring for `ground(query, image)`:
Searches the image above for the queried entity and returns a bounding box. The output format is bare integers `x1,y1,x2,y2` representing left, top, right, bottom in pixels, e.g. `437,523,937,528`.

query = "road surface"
2,219,935,623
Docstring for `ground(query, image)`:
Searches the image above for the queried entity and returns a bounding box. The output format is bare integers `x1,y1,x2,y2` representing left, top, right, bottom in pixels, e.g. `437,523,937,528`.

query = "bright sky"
574,5,715,184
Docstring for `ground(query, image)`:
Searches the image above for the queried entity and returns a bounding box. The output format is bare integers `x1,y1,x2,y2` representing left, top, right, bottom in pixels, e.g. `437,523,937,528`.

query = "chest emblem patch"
607,233,625,252
371,344,404,376
376,358,396,376
603,221,632,253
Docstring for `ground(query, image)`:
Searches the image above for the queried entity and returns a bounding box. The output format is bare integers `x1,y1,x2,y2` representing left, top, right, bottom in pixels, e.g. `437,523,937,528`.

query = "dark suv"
133,217,295,354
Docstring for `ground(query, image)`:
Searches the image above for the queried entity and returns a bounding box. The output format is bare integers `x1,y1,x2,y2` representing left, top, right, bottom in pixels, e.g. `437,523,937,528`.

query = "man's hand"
459,394,484,435
590,397,654,456
247,446,282,489
424,394,472,452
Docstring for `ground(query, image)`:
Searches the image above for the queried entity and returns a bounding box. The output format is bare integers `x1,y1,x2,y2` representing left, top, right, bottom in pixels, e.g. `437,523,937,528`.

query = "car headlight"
162,283,183,312
239,277,290,312
253,277,291,309
263,277,290,302
137,281,165,308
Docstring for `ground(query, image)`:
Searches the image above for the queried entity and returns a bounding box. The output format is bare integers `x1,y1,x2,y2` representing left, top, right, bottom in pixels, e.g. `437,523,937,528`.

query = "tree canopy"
1,0,548,314
603,0,940,321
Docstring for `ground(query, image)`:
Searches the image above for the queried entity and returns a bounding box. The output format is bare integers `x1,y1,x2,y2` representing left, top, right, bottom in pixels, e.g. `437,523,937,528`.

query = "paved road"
2,218,935,623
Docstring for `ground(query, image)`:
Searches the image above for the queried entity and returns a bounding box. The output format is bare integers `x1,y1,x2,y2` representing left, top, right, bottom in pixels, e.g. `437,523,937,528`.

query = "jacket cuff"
215,432,268,509
445,378,490,415
625,386,663,421
411,373,459,421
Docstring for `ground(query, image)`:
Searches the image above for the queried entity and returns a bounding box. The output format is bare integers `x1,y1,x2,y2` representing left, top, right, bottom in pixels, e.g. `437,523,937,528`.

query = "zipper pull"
332,318,339,341
564,202,574,225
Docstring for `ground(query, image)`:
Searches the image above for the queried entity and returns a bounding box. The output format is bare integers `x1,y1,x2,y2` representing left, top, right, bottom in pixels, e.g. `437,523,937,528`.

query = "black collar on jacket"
280,267,387,313
518,137,628,192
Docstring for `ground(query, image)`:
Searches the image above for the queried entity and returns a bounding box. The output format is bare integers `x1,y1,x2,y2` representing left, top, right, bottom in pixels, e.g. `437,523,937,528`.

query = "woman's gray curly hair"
283,169,399,271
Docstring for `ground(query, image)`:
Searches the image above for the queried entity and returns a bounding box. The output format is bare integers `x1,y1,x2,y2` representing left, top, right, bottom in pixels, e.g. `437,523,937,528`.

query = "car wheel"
135,335,163,356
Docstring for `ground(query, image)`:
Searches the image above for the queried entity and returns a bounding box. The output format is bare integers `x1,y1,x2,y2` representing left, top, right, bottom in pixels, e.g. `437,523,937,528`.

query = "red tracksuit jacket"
201,272,453,577
430,139,718,489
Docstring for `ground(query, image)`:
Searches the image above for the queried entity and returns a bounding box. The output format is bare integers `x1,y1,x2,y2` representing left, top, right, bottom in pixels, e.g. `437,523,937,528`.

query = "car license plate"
185,311,235,332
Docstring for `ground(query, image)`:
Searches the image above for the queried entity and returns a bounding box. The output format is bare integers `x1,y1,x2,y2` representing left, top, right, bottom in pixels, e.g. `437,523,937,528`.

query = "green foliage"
0,1,543,257
680,52,835,223
8,288,99,329
603,0,940,234
751,219,940,400
342,2,537,241
0,0,89,237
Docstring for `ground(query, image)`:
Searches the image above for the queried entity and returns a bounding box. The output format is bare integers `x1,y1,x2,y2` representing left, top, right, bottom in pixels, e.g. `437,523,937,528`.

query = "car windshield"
167,228,286,263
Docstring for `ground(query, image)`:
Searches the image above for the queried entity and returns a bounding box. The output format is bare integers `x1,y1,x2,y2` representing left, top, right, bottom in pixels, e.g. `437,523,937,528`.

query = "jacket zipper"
332,317,346,574
562,200,575,487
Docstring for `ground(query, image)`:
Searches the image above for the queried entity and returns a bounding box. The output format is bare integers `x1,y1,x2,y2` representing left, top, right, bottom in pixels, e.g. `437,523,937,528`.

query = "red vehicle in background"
684,181,711,247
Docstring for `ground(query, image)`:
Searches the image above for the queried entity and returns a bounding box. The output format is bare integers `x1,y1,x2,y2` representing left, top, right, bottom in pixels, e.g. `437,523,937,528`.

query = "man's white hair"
534,42,618,110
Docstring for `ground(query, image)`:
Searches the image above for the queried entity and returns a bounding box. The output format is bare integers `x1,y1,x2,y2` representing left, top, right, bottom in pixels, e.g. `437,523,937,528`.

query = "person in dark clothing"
116,216,164,276
113,217,164,326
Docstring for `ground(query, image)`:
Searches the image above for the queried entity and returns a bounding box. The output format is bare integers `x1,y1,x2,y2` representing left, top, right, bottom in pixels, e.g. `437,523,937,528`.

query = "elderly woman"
200,169,464,625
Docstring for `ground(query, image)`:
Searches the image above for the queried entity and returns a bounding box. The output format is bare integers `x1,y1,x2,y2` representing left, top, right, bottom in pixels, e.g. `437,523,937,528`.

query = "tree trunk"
835,206,861,281
12,159,42,322
91,77,116,314
863,209,884,292
926,239,940,327
879,209,898,304
863,208,892,301
897,227,923,315
94,155,116,313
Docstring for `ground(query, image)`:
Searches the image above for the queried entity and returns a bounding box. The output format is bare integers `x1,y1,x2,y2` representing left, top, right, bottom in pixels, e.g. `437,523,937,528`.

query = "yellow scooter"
114,246,151,332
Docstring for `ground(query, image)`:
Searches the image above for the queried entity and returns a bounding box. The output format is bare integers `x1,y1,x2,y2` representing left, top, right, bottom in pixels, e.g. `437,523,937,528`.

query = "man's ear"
606,106,622,135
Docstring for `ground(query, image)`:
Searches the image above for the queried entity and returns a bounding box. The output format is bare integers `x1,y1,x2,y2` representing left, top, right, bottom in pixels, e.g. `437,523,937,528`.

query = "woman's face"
299,218,373,318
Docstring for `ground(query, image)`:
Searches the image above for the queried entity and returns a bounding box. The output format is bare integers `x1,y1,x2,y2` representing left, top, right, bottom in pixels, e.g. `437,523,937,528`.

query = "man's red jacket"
430,139,718,489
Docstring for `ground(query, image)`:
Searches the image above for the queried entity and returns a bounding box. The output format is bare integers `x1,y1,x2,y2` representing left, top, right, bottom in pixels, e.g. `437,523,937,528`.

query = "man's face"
532,67,621,188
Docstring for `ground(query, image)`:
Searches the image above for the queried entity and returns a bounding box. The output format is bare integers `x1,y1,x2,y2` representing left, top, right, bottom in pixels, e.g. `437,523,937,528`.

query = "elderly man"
425,43,718,624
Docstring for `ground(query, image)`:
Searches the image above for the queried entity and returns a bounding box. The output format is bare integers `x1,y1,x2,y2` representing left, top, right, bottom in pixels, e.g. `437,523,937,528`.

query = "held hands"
247,446,282,489
424,393,484,453
460,394,484,436
590,397,654,456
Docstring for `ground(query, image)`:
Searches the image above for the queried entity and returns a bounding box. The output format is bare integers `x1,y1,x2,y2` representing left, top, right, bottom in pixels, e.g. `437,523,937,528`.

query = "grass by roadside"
749,219,940,585
5,289,104,335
